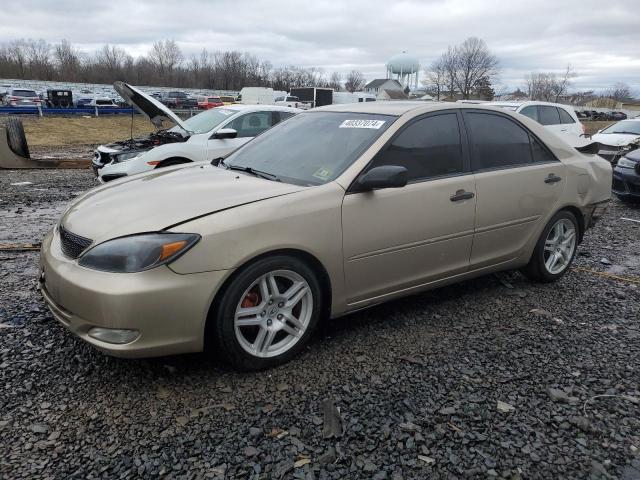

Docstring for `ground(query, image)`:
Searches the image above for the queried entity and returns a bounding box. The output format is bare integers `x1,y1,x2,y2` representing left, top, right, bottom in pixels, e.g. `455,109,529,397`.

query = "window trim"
461,109,559,174
347,109,471,193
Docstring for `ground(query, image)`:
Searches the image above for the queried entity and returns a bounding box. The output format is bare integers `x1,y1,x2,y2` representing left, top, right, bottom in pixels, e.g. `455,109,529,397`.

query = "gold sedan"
39,102,612,370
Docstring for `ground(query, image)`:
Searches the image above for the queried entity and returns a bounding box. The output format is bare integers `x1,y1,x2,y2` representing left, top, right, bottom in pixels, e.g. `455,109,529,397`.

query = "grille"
59,226,93,259
612,178,626,192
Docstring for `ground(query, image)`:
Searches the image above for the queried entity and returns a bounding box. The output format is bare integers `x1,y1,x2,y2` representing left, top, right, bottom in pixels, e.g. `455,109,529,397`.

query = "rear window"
538,106,561,126
12,89,37,97
558,108,575,124
209,97,221,102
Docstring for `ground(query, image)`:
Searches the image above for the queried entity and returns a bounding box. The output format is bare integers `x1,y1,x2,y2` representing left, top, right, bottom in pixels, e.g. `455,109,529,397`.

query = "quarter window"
530,135,556,163
368,113,464,181
537,106,561,126
558,108,575,124
465,112,533,169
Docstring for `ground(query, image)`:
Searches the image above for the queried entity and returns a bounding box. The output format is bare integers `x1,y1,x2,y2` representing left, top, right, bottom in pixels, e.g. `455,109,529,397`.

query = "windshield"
600,120,640,135
177,108,236,134
224,112,395,186
13,89,37,97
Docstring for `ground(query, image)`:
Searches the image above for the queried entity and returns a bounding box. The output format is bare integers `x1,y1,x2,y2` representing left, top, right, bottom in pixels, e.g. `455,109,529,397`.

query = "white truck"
238,87,275,105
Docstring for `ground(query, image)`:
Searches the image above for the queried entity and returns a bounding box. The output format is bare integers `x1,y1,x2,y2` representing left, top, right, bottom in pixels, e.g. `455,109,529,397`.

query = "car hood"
61,164,306,243
114,81,191,133
590,132,640,147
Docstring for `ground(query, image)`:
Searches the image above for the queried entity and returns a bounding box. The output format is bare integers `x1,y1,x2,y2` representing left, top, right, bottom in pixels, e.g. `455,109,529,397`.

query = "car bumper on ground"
38,229,230,358
612,167,640,200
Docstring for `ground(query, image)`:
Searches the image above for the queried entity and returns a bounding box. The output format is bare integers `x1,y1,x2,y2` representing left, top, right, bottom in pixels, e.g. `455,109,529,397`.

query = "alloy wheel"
234,269,313,358
543,218,577,275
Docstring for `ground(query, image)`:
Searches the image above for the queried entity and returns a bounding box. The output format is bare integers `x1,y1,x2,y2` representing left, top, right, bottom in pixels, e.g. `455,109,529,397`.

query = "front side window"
538,106,561,126
224,112,394,186
227,111,274,138
558,108,575,124
368,113,463,182
465,112,533,170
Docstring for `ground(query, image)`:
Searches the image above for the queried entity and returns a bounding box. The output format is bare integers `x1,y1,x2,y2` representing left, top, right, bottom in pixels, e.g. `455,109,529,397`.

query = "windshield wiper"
223,163,280,182
608,131,640,135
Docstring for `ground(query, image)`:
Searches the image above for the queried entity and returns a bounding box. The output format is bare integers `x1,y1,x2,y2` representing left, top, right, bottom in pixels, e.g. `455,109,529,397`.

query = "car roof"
489,100,575,110
225,104,301,113
314,101,530,117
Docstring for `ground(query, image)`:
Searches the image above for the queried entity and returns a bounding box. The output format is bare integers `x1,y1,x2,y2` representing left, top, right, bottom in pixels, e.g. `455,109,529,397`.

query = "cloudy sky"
4,0,640,94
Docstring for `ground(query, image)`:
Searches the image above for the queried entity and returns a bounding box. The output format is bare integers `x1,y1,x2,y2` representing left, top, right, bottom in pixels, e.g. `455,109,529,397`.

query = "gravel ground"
1,169,639,480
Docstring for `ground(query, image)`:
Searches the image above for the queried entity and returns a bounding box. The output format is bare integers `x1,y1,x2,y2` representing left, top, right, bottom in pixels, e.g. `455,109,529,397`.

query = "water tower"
386,51,420,91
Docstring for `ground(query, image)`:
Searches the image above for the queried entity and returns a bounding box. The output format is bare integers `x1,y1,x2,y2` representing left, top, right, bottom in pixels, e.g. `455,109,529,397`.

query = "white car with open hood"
92,82,300,182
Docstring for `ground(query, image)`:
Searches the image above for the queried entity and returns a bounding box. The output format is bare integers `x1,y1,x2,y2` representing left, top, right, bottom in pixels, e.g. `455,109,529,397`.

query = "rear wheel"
5,117,30,158
210,255,323,370
521,210,579,283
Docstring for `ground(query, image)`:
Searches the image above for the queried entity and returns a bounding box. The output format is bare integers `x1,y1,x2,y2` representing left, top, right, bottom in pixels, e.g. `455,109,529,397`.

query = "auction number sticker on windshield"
312,167,332,181
339,119,386,129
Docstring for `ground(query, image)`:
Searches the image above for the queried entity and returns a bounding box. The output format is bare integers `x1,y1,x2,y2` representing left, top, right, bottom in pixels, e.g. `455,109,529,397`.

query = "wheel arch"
556,204,585,243
203,248,333,351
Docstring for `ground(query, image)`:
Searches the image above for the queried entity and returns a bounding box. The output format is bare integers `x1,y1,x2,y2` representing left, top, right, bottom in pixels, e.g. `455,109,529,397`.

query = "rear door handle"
450,190,475,202
544,174,562,184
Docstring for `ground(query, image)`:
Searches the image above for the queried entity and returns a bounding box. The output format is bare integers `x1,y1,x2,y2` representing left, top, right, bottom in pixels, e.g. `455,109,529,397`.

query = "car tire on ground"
5,117,30,158
521,210,579,283
210,255,323,371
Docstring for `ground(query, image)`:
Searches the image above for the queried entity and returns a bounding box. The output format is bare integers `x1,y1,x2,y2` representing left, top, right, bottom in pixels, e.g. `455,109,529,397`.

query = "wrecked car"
93,82,300,182
612,148,640,202
591,118,640,164
40,103,611,370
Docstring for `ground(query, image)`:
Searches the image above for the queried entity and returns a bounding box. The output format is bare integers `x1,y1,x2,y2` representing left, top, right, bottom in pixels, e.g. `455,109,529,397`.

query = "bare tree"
54,40,80,81
422,56,446,99
328,72,342,91
96,44,130,74
524,65,575,102
609,82,631,101
148,39,183,79
344,70,365,93
453,37,499,99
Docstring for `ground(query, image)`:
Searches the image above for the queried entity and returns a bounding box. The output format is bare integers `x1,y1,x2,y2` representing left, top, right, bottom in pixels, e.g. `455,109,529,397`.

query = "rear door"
557,106,583,141
342,111,477,305
462,110,566,268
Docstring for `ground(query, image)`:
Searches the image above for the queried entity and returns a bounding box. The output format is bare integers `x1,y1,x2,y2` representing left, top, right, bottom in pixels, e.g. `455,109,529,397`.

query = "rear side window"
465,112,533,170
530,135,556,163
538,106,561,125
519,105,538,122
369,113,463,181
558,108,575,124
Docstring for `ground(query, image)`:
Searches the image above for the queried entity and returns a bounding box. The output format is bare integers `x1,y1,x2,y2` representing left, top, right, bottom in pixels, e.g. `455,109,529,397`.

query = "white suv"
489,101,584,144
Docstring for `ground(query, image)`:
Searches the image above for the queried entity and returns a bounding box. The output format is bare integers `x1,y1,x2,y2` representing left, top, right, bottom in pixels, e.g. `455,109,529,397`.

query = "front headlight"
617,157,638,169
116,151,144,163
78,233,200,273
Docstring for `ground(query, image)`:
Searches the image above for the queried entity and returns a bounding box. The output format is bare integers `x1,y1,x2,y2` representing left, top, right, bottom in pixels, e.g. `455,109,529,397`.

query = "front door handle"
450,189,475,202
544,174,562,184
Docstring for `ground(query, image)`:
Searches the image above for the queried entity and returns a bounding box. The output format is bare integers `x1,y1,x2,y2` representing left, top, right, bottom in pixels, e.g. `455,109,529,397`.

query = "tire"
521,210,579,283
210,255,323,371
155,158,190,169
5,117,30,158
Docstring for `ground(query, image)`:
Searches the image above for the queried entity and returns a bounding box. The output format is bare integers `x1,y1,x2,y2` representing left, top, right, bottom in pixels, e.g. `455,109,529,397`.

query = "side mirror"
212,128,237,139
357,165,408,191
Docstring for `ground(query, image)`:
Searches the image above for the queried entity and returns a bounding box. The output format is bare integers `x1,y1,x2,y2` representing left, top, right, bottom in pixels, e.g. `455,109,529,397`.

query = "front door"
342,111,476,306
462,110,566,268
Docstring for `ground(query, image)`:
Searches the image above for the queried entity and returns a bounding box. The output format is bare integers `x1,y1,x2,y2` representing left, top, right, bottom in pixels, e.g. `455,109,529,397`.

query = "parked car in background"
219,95,237,105
87,98,118,108
610,111,627,121
591,118,640,164
489,101,584,143
75,90,95,108
611,148,640,202
238,87,275,105
197,96,224,109
42,102,611,370
274,94,312,109
46,89,73,108
2,88,42,107
92,82,299,182
160,91,198,109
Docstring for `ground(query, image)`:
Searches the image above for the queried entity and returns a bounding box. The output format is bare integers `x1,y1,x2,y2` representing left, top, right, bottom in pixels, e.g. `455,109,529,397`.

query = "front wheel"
210,256,323,370
521,211,579,283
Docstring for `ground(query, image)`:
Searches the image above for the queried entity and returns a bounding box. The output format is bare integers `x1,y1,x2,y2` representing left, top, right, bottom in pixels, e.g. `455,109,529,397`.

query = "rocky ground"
1,169,639,480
